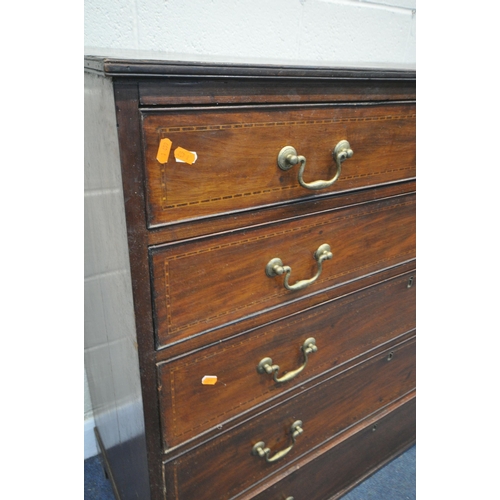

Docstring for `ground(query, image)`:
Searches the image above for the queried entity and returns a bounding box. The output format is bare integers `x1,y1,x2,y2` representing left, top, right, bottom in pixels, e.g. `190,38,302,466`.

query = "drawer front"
162,337,416,499
151,193,415,347
250,395,416,500
142,103,415,227
158,270,415,447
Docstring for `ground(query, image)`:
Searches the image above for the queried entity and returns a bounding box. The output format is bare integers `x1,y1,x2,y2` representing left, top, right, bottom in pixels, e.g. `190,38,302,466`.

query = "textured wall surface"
85,370,93,419
84,0,416,66
84,72,147,460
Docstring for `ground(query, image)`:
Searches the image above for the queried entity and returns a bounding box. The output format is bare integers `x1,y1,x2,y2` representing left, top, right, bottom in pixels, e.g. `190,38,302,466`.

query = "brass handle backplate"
266,243,333,291
257,338,318,383
251,420,304,463
277,140,353,190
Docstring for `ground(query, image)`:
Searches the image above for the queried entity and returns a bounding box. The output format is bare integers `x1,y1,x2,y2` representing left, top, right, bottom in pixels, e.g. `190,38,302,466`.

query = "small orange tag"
201,375,217,385
156,138,172,164
174,147,197,165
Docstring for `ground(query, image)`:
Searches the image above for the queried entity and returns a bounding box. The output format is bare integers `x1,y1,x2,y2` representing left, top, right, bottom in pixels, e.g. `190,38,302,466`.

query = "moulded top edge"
84,51,416,80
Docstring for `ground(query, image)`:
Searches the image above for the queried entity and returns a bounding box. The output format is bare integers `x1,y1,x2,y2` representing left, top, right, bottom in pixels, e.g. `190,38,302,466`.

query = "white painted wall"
84,0,416,66
84,0,416,458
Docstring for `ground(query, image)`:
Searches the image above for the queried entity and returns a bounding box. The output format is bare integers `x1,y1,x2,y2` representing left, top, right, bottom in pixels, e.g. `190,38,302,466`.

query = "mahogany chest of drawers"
84,54,416,500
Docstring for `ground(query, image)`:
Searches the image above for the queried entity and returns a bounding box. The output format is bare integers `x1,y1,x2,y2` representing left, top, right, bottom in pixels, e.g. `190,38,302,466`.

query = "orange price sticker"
201,375,218,386
174,147,197,165
156,138,172,164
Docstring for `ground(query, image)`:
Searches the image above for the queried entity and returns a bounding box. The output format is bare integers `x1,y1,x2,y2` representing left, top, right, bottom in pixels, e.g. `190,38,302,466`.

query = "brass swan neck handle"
277,140,353,190
257,338,318,384
251,421,304,463
266,244,333,292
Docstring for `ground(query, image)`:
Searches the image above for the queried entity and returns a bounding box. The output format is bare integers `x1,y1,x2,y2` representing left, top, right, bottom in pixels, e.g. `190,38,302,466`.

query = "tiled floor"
84,444,415,499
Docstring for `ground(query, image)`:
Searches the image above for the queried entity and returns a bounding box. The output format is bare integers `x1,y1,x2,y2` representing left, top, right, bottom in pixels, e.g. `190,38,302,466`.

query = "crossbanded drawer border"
158,271,415,444
154,111,416,211
156,197,415,339
160,336,416,499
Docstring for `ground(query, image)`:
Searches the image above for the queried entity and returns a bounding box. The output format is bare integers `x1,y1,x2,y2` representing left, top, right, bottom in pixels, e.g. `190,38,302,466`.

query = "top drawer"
141,102,415,228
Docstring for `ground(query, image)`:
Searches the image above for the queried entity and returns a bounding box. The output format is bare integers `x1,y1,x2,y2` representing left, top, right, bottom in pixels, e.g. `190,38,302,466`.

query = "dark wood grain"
155,330,415,462
145,181,415,245
84,53,416,80
112,80,163,500
163,337,415,500
142,102,415,227
151,192,416,347
158,271,415,447
138,78,416,105
151,260,416,363
248,393,416,500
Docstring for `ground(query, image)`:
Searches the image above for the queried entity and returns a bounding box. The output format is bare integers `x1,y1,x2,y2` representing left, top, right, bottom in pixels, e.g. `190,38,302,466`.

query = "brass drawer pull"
257,338,318,383
266,243,333,291
277,140,353,190
251,421,303,463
